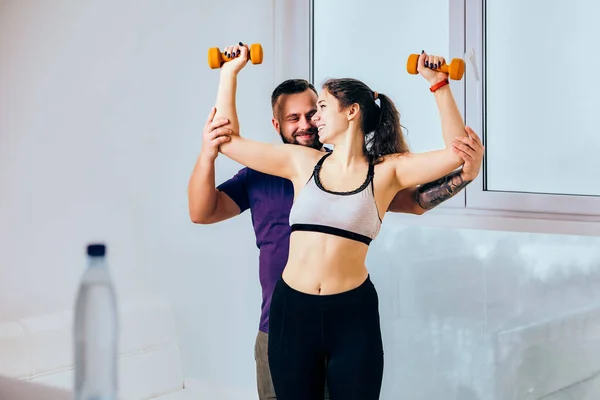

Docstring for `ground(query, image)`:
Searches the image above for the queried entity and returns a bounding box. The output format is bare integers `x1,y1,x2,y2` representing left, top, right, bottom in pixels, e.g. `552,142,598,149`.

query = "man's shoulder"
245,168,290,184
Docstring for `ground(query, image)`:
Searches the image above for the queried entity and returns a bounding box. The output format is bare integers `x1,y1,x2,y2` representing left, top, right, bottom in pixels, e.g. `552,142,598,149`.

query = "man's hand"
452,126,484,181
221,42,250,76
200,107,233,162
397,126,484,213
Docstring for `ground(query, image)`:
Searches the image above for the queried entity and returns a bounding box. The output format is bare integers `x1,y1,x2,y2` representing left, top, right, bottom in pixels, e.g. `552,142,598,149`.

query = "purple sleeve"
216,168,250,213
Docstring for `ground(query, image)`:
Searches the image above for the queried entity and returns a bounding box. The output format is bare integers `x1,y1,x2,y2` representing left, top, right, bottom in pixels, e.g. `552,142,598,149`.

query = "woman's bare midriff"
281,231,370,295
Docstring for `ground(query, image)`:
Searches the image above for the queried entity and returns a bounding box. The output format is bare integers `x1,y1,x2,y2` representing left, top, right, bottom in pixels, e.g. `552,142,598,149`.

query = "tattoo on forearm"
414,170,472,210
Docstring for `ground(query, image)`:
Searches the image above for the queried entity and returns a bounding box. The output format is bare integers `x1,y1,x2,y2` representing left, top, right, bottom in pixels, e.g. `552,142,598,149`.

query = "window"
278,0,600,234
463,0,600,219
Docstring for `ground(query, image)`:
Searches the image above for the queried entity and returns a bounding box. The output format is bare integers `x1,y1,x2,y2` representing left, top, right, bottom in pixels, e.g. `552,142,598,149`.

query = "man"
188,79,484,400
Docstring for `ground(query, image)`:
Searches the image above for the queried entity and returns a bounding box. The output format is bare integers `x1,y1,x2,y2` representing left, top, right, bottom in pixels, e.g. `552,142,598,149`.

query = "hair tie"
373,91,379,100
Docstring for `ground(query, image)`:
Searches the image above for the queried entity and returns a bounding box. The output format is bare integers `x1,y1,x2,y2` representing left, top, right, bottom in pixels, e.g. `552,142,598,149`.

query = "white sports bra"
289,152,382,245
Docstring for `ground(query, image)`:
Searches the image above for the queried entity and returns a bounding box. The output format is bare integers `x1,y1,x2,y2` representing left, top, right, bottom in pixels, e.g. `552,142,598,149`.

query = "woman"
210,43,467,400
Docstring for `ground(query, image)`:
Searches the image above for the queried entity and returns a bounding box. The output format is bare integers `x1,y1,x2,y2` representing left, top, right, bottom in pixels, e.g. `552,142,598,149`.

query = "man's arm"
188,154,244,224
388,126,483,215
387,170,471,215
188,108,248,224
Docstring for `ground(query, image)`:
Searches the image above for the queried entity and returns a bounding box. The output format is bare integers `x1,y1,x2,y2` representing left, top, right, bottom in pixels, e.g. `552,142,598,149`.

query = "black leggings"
268,275,384,400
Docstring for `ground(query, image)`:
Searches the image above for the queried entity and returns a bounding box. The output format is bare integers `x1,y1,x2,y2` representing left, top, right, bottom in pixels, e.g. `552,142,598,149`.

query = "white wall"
2,1,600,400
0,0,274,393
368,224,600,400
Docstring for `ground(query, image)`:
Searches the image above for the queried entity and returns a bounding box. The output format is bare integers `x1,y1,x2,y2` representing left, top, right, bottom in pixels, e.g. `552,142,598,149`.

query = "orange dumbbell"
406,54,465,80
208,43,264,69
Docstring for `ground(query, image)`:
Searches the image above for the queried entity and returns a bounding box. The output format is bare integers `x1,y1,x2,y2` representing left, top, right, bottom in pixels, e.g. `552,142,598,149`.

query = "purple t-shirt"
217,167,293,333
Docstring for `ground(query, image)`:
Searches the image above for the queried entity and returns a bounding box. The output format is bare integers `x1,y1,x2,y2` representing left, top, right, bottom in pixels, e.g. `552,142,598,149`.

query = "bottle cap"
87,244,106,257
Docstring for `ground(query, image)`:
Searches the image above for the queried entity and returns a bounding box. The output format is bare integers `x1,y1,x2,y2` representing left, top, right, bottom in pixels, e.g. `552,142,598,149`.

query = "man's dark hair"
271,79,318,118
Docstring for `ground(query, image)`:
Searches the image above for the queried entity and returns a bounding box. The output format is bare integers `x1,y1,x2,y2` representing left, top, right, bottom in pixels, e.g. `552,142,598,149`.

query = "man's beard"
279,128,322,150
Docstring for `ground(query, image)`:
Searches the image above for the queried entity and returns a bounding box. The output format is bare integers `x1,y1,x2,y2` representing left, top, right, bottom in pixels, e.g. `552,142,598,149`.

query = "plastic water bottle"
74,243,118,400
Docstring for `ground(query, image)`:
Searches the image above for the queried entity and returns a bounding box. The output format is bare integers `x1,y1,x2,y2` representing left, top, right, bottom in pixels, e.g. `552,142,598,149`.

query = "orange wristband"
430,79,449,93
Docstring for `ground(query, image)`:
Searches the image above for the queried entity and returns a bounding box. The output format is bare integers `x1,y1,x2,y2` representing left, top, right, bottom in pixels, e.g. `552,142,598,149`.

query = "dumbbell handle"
429,63,450,75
